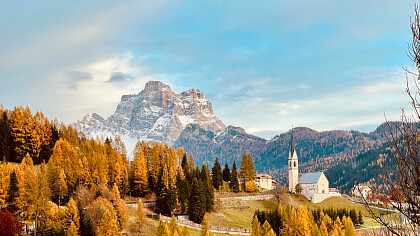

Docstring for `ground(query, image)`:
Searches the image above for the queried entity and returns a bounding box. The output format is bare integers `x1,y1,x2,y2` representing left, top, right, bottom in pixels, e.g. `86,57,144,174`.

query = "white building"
254,174,276,190
287,128,341,203
351,184,372,199
288,129,299,194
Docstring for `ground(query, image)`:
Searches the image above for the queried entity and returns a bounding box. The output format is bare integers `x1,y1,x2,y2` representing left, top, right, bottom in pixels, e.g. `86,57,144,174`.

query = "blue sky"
0,0,417,138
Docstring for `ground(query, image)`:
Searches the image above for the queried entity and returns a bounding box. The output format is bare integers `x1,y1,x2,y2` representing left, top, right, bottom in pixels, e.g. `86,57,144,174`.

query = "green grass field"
126,194,399,234
206,198,278,229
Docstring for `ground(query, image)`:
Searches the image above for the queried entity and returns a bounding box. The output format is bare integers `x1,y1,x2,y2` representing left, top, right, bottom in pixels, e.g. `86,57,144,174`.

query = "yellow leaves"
132,144,148,195
10,106,52,160
245,181,258,192
65,198,80,232
137,199,146,227
97,209,121,236
0,162,12,204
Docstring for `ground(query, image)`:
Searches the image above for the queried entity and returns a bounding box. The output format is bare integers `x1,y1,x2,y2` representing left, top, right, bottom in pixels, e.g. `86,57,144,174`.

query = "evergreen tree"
230,161,240,192
0,162,12,205
156,166,176,215
177,171,190,214
188,177,206,223
65,198,80,233
358,210,363,225
211,157,222,191
188,153,195,172
137,199,146,231
97,209,120,236
54,169,68,207
181,153,190,181
250,215,261,236
222,162,230,182
156,220,166,236
6,170,18,203
240,154,256,181
169,215,179,235
344,216,355,236
132,144,148,196
0,111,13,162
201,163,214,211
77,201,95,236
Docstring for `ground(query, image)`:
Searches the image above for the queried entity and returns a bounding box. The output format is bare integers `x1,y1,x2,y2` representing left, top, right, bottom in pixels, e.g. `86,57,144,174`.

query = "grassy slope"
126,195,389,234
208,195,384,229
206,198,278,229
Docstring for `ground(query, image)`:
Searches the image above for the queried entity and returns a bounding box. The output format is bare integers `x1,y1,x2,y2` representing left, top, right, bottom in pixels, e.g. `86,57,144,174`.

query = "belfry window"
294,161,296,167
289,162,291,167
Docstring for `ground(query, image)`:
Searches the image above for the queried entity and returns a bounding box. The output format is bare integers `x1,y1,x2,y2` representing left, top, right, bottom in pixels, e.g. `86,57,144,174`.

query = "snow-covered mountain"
74,81,226,151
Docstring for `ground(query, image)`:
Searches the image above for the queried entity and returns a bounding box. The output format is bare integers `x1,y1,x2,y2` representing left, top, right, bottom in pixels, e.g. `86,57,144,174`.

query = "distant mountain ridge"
74,80,398,184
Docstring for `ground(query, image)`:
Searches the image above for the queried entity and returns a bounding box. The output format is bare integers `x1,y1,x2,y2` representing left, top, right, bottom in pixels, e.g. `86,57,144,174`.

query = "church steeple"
288,126,299,193
290,126,295,155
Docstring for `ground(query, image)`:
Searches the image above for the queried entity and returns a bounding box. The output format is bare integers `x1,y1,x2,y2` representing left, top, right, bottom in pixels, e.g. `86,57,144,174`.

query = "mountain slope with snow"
74,81,226,151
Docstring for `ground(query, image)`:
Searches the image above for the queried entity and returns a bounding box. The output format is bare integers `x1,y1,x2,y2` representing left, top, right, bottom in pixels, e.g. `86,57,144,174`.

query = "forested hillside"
325,142,396,194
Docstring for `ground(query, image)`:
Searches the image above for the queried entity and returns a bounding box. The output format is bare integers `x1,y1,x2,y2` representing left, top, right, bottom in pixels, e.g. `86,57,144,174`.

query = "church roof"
299,172,324,184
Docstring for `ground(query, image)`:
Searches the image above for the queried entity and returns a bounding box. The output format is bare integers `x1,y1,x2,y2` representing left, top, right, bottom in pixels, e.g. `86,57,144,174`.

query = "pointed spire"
290,126,295,155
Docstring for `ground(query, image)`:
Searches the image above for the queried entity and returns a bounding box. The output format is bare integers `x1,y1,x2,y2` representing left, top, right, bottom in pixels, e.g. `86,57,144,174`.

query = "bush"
245,181,258,192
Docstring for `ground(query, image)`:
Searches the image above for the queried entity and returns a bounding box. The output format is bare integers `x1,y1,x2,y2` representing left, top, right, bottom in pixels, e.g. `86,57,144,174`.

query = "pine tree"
222,162,230,182
97,209,120,236
188,153,195,172
261,220,273,235
344,216,355,236
66,221,78,236
251,215,261,236
34,162,51,235
0,162,12,204
17,154,36,222
240,154,256,181
201,163,214,211
132,142,148,196
181,153,189,181
211,157,222,191
170,215,179,235
188,177,206,223
177,170,190,214
357,210,363,225
0,111,13,161
54,169,68,207
6,170,18,203
137,199,146,231
320,221,328,236
65,198,80,233
156,166,176,215
77,200,95,236
230,161,240,192
156,220,166,236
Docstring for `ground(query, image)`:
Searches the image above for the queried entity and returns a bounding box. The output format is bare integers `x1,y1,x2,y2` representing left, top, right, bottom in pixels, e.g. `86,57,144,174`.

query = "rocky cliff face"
74,81,226,148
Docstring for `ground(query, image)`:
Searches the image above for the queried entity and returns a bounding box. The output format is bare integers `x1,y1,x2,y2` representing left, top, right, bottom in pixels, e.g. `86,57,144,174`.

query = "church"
288,128,341,203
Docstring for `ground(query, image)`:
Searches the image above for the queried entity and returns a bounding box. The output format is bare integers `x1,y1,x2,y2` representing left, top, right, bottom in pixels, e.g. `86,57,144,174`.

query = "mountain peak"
144,81,173,94
75,81,225,149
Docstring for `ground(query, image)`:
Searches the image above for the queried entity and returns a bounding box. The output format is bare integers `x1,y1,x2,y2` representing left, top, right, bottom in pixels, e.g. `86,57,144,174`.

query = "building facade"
288,128,299,193
254,174,276,190
287,128,341,203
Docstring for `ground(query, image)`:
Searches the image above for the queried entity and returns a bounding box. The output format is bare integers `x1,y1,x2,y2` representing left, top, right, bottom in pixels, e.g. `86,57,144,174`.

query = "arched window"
294,161,296,167
289,162,291,167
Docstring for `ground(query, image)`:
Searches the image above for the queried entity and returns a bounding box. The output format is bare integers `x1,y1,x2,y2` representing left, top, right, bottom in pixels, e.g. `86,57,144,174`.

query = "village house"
351,184,372,199
254,174,276,190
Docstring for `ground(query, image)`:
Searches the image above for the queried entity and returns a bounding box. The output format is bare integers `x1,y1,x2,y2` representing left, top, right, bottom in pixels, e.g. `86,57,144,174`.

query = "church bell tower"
288,127,299,193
